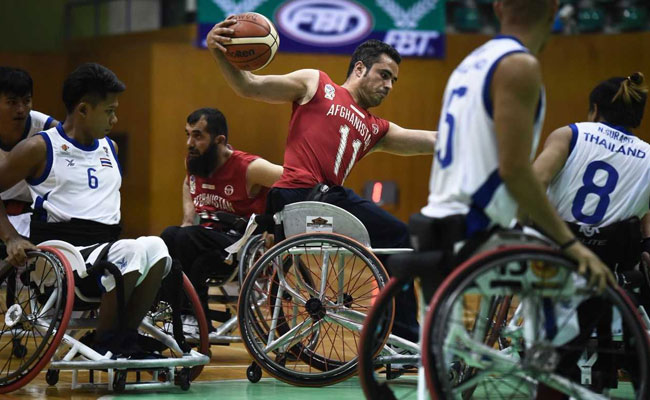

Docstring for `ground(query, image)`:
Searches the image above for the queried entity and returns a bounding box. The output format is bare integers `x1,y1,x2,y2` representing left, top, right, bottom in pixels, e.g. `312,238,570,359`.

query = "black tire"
247,362,263,383
238,233,392,386
423,245,650,400
359,277,414,400
45,369,59,386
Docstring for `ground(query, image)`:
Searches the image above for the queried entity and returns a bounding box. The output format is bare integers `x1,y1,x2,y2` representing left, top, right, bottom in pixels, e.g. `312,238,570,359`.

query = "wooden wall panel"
0,52,67,120
2,28,649,236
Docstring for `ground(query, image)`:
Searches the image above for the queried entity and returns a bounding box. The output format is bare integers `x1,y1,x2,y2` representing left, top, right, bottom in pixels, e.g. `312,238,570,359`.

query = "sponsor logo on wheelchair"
306,216,333,233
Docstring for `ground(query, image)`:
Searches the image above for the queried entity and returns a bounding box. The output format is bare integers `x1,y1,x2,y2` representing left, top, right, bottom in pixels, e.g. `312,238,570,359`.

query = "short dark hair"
589,72,647,128
0,66,33,97
497,0,554,27
187,108,228,143
346,39,401,78
62,63,125,113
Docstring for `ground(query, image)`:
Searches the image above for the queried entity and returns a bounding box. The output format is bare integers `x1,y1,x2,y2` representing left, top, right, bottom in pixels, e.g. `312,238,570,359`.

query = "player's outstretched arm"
206,18,318,104
532,126,573,189
181,177,196,227
493,53,614,291
0,135,46,265
371,122,436,155
247,158,283,189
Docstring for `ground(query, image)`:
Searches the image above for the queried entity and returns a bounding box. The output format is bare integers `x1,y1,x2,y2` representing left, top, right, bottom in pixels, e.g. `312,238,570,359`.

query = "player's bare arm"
181,176,195,227
246,158,283,196
532,126,573,188
0,135,47,264
206,19,318,104
371,122,436,155
493,53,614,290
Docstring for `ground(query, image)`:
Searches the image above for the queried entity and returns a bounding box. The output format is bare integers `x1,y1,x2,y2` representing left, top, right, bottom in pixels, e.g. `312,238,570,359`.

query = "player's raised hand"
206,17,237,52
564,241,616,292
5,235,37,266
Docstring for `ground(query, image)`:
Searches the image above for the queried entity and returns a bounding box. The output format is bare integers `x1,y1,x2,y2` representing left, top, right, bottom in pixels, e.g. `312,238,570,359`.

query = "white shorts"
79,236,171,292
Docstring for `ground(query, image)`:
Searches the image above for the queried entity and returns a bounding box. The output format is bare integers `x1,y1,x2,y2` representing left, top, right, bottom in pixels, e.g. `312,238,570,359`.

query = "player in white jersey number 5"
420,0,614,290
0,63,171,357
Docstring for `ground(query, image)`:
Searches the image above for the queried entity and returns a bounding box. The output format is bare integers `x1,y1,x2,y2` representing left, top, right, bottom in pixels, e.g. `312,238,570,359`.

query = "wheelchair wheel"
360,276,422,400
238,232,391,386
146,272,210,381
0,248,74,393
423,245,650,400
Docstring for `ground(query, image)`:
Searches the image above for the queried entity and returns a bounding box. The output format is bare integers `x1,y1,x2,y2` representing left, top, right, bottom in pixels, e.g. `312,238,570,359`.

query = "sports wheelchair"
357,227,650,400
0,240,210,394
236,201,412,386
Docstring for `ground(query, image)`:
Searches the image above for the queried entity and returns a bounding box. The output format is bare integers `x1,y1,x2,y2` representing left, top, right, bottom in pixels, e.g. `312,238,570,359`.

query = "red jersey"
275,71,390,188
189,150,268,226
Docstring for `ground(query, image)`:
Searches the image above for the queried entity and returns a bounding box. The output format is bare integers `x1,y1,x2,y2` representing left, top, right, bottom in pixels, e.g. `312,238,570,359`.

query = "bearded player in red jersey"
207,24,435,340
161,108,282,318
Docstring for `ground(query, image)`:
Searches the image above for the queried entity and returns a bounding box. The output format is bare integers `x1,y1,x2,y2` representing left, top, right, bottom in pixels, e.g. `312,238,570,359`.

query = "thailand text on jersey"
189,149,268,223
28,124,121,225
0,110,55,202
421,35,546,236
275,71,390,188
548,122,650,227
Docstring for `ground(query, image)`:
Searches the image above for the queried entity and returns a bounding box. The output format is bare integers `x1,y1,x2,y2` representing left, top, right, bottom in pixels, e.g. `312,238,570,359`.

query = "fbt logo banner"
198,0,445,58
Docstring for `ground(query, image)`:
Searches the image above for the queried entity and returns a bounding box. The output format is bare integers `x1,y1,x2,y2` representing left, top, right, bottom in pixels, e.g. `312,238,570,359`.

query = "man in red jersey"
161,108,282,313
206,28,435,340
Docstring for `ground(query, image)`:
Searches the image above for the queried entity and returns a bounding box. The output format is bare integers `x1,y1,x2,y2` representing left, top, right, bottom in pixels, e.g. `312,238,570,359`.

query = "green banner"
198,0,445,58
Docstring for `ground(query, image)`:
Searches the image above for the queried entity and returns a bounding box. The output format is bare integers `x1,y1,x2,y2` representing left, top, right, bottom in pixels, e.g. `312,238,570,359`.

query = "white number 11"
334,124,361,183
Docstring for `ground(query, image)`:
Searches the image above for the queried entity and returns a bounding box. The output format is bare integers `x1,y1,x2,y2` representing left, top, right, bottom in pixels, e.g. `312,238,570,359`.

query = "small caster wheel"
246,362,262,383
12,339,27,358
113,370,127,392
177,367,191,391
46,369,60,386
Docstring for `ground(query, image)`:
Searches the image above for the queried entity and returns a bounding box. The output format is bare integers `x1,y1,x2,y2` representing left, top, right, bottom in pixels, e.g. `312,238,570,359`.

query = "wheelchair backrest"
277,201,371,247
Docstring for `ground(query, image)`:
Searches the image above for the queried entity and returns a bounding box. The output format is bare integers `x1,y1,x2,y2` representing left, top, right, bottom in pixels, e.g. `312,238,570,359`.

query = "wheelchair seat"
38,240,101,304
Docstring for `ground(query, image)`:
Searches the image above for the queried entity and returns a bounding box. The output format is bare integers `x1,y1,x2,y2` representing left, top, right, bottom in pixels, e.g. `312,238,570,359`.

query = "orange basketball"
224,13,279,71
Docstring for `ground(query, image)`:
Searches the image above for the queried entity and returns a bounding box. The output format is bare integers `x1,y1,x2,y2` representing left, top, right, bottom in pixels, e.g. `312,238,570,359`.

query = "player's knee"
136,236,172,280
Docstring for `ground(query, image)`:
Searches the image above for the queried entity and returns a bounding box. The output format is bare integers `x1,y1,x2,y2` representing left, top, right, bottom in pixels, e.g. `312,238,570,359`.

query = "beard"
186,142,219,177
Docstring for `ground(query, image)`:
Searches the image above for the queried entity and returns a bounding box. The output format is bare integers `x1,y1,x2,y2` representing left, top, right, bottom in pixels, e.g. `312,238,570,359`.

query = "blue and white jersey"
421,35,545,236
27,124,121,225
547,122,650,227
0,110,55,202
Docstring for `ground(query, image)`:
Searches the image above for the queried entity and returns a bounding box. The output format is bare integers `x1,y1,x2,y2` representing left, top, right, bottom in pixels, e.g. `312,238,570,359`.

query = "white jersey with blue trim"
421,35,545,236
27,124,121,225
547,122,650,227
0,110,55,202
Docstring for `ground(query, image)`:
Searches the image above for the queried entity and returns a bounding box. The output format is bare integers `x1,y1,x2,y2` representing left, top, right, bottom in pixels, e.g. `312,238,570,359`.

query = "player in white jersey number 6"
0,63,171,357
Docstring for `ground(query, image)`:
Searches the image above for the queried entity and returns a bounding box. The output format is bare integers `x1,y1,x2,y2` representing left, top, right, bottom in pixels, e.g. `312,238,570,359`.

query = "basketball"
223,13,279,71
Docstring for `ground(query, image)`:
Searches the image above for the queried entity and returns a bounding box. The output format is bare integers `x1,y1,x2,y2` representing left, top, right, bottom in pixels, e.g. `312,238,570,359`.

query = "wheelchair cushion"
385,251,448,281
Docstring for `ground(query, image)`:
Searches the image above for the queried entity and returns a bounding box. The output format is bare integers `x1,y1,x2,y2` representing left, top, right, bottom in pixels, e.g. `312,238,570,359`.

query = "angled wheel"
0,248,75,393
145,273,210,381
423,245,650,400
359,276,421,400
238,232,391,386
